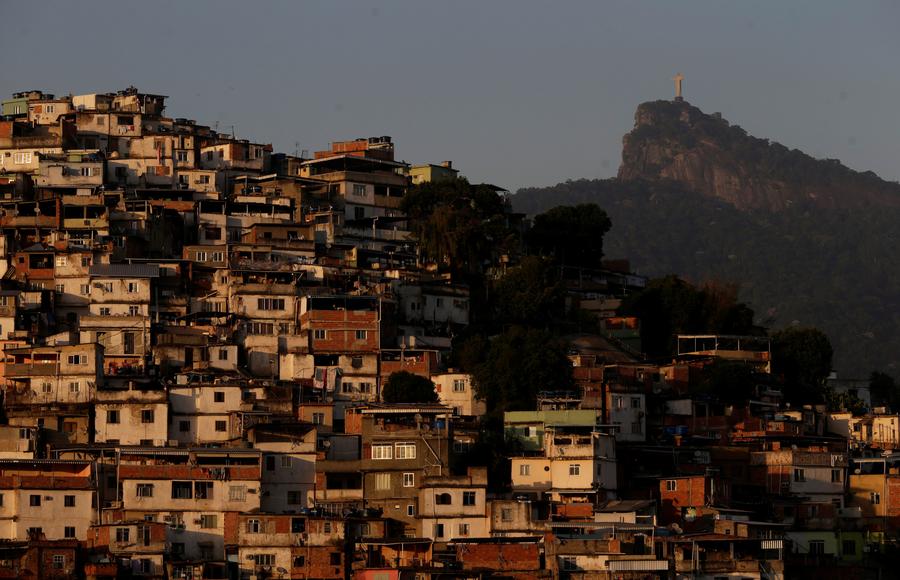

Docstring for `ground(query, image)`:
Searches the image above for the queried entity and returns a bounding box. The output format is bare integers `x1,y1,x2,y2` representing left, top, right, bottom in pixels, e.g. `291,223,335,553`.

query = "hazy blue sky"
3,1,898,191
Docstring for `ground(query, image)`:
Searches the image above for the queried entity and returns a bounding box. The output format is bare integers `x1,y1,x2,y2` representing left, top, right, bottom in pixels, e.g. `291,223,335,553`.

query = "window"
843,539,856,555
100,282,113,293
463,491,476,506
281,455,293,469
360,382,373,393
198,174,210,184
13,152,32,165
56,255,67,267
67,354,87,365
312,412,325,425
64,526,75,538
99,307,111,316
407,504,416,516
501,508,513,522
831,469,842,483
293,556,305,567
374,473,391,490
809,540,825,555
128,305,140,316
291,518,306,533
403,473,415,488
126,282,138,293
436,493,452,505
195,251,208,262
434,523,445,538
204,227,222,240
229,485,247,501
215,420,227,432
257,298,285,311
200,514,217,529
69,381,80,394
631,421,643,434
458,523,470,536
569,464,581,476
176,150,188,162
141,410,154,423
55,283,65,294
218,349,229,361
80,284,90,295
794,468,806,482
614,395,625,410
631,396,642,408
666,480,677,492
352,184,366,196
323,521,332,533
171,481,192,499
137,559,152,574
247,322,274,335
287,490,303,505
561,556,577,571
519,464,530,476
137,484,154,498
64,495,75,507
195,481,213,499
313,329,327,340
214,391,225,402
871,492,881,505
395,442,416,459
179,420,190,432
29,495,41,507
252,554,275,566
341,382,354,393
41,382,52,394
372,444,393,460
212,251,224,262
116,527,130,543
453,379,466,393
330,553,342,566
246,519,261,533
355,329,367,340
52,555,65,570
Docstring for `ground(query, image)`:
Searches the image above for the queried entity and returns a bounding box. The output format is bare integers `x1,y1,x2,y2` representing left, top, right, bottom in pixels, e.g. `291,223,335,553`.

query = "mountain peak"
617,100,900,211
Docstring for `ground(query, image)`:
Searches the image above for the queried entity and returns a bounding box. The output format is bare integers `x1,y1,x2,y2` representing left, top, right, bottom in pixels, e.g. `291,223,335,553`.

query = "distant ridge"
513,101,900,376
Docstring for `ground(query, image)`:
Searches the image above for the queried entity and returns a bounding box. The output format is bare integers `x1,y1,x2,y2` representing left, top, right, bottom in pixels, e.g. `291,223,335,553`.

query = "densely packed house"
0,88,894,580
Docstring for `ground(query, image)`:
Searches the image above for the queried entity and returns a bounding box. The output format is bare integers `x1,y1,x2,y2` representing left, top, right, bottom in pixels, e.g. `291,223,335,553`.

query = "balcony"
62,217,109,229
4,363,59,377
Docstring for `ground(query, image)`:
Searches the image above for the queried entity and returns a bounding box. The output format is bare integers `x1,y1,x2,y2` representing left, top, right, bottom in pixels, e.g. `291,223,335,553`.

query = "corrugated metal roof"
89,264,160,278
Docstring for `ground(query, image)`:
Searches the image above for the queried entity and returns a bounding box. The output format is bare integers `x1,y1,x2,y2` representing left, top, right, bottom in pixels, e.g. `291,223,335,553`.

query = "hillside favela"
0,83,895,580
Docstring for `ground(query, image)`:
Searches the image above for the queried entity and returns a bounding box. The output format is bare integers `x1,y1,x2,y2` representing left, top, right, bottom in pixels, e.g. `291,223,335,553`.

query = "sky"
2,1,899,192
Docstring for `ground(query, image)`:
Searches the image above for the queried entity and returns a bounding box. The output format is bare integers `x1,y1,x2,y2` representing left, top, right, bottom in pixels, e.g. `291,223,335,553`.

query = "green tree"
381,371,438,404
401,178,516,278
526,203,611,268
463,326,573,415
694,360,757,405
870,371,898,409
771,327,833,404
621,276,758,359
491,256,564,327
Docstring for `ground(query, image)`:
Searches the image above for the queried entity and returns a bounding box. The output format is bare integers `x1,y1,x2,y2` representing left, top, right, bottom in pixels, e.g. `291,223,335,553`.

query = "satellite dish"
277,568,288,574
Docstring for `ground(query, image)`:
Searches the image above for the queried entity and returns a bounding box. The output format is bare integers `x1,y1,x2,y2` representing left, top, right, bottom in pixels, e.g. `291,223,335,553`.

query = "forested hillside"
514,178,900,376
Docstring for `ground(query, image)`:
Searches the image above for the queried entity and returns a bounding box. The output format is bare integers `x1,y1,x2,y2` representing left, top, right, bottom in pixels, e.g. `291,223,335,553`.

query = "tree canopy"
458,326,574,416
381,371,439,404
401,178,517,278
621,275,758,359
771,327,833,404
526,203,611,268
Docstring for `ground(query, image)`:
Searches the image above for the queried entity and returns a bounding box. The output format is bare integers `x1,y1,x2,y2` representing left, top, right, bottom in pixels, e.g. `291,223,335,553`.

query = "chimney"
440,161,452,169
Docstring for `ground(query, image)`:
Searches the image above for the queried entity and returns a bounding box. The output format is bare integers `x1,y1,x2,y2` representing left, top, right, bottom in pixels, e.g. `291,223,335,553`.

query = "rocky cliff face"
618,100,900,211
